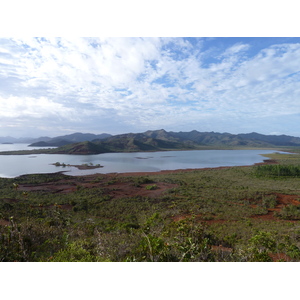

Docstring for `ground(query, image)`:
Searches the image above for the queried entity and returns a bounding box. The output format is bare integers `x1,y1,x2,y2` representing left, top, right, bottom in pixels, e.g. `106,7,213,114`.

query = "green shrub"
276,205,300,220
145,184,158,190
254,164,300,178
286,244,300,259
249,231,276,251
262,195,277,208
240,231,277,262
132,176,153,187
51,242,98,262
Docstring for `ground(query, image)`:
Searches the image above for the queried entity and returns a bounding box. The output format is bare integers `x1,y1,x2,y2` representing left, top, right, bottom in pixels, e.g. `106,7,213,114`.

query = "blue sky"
1,36,300,138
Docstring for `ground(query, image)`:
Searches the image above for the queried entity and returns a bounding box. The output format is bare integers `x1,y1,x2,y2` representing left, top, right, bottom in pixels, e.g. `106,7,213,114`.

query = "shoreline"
0,157,280,179
68,158,278,178
0,146,290,156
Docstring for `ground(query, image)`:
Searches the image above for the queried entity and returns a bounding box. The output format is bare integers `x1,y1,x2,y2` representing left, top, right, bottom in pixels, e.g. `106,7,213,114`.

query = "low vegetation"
1,150,300,261
254,164,300,178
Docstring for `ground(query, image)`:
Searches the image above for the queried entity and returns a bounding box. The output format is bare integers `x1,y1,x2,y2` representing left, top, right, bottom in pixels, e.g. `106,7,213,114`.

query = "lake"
0,143,284,178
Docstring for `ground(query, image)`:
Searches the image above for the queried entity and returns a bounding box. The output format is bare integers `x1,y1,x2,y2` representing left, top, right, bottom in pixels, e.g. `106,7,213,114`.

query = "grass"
1,149,300,261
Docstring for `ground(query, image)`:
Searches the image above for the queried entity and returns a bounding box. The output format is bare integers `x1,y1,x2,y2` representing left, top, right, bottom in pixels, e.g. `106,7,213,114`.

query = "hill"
146,130,270,147
29,132,112,147
47,129,300,154
238,132,300,146
1,129,300,155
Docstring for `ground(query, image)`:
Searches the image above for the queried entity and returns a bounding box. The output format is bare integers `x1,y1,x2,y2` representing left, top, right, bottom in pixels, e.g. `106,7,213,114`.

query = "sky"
1,36,300,138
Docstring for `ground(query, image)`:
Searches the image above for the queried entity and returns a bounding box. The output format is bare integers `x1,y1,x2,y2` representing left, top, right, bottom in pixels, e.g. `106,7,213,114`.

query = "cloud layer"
1,37,300,137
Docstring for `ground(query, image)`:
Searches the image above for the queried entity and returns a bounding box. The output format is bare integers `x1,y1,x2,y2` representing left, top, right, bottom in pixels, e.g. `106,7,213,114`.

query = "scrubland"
1,151,300,261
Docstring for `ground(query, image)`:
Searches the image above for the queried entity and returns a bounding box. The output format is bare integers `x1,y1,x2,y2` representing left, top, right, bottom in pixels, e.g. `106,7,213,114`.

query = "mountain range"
0,132,112,145
1,129,300,155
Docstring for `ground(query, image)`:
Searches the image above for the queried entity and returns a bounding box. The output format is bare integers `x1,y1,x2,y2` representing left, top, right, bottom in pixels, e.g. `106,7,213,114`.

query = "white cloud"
1,37,300,137
234,43,300,84
0,95,74,119
222,43,250,56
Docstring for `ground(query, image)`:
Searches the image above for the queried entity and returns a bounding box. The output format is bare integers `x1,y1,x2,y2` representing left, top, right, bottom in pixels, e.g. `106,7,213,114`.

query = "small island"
52,162,103,170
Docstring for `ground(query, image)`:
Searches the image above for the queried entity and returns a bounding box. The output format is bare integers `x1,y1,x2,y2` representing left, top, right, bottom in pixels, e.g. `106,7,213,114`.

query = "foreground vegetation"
1,150,300,261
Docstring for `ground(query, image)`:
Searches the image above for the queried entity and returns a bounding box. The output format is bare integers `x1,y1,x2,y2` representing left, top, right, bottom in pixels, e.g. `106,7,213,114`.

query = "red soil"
275,193,300,206
0,219,10,226
269,252,292,262
17,173,178,200
250,193,300,221
171,192,300,223
211,245,233,253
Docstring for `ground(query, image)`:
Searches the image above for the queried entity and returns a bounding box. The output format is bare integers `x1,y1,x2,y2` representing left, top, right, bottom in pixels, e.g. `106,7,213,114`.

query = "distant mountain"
2,129,300,155
0,136,38,143
29,140,69,147
111,129,271,148
93,130,196,152
143,130,300,147
238,132,300,146
52,132,112,143
26,136,52,143
0,136,16,143
168,130,271,147
70,129,300,154
53,141,105,155
28,132,112,147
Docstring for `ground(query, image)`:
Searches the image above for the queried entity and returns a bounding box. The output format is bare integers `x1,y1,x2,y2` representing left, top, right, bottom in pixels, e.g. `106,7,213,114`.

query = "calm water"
0,144,283,178
0,143,57,151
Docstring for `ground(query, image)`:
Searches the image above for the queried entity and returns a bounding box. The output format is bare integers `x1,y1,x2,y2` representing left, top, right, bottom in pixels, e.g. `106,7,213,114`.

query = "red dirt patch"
17,173,178,203
276,193,300,206
211,245,233,253
251,212,278,221
269,252,292,262
250,193,300,221
0,219,10,226
254,159,278,166
103,181,177,199
172,214,192,222
172,193,300,223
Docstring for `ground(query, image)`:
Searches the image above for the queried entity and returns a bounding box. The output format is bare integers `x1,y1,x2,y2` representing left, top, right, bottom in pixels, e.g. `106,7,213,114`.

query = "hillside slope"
2,129,300,155
29,132,112,147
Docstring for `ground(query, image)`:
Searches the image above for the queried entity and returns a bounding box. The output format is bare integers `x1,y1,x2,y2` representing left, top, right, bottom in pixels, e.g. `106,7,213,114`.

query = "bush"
276,205,300,220
51,242,98,262
242,231,276,262
254,165,300,178
132,177,153,187
145,184,158,190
